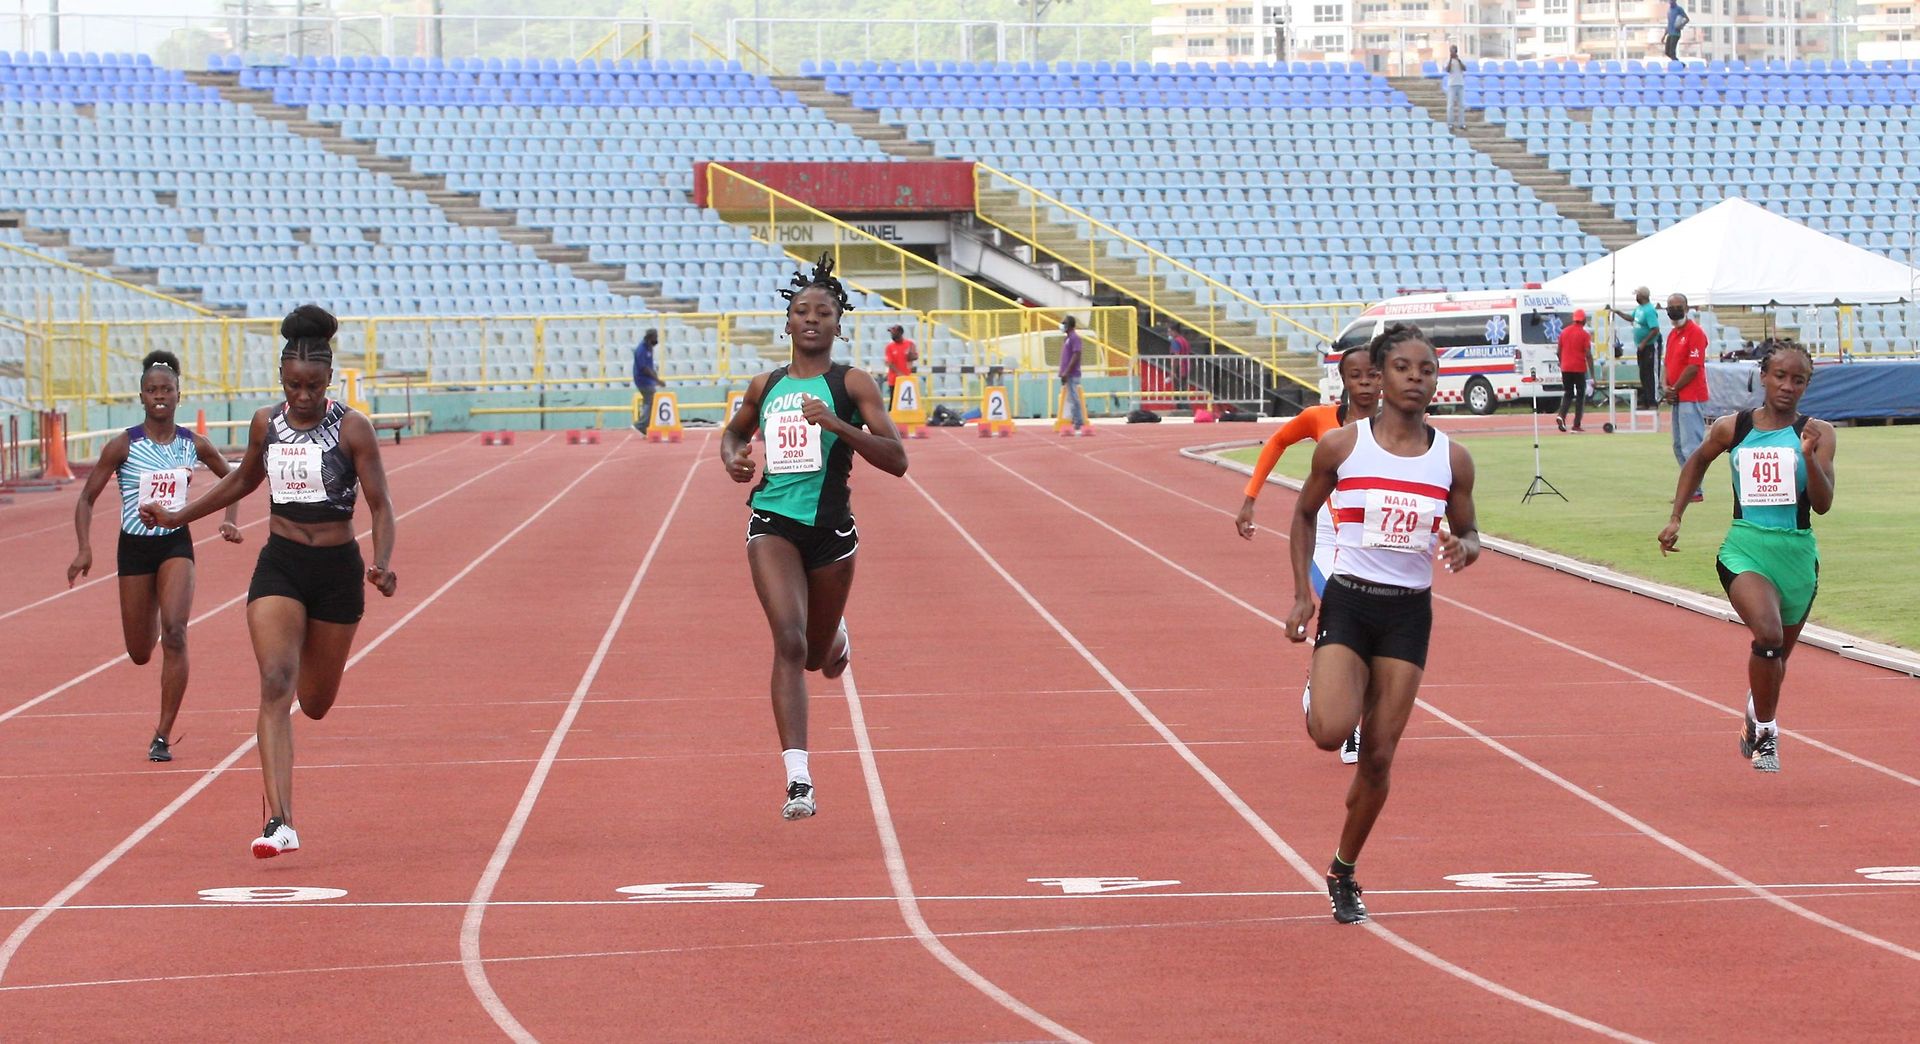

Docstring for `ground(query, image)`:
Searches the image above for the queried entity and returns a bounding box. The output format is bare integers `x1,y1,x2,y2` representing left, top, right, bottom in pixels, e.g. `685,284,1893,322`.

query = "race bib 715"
266,443,325,504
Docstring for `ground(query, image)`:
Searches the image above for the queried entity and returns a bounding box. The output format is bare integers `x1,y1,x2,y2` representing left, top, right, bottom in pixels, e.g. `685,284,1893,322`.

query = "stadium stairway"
0,209,241,315
183,69,702,315
1393,76,1640,254
768,75,937,159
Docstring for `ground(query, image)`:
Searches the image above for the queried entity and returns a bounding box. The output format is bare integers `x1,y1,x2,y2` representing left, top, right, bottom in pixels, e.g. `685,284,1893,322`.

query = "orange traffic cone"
194,408,208,437
43,412,74,482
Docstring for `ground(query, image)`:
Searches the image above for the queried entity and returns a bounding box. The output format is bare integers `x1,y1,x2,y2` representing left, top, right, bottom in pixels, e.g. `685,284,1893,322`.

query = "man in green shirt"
1630,286,1661,408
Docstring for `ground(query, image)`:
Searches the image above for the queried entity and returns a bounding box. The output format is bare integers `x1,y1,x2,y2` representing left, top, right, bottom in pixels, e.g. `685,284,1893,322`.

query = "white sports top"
1329,418,1453,590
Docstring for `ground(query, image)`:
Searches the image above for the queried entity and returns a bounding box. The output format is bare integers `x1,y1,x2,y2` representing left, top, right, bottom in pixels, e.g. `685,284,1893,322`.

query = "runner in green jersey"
721,254,909,820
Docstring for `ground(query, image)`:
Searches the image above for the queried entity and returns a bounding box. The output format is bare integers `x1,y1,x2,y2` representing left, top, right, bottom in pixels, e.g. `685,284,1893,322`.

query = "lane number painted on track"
1856,866,1920,882
617,882,765,900
1445,872,1597,890
198,886,348,903
1028,877,1182,895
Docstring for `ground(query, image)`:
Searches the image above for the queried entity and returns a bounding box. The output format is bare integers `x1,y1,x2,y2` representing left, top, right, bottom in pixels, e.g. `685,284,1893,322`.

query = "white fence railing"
2,12,1912,71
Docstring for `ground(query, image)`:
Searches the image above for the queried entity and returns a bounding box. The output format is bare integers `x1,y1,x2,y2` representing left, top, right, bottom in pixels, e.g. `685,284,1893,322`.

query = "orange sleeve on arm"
1243,407,1329,499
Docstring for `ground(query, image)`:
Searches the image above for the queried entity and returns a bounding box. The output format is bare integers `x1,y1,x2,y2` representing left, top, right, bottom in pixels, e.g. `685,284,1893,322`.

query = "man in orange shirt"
884,325,918,409
1555,309,1593,432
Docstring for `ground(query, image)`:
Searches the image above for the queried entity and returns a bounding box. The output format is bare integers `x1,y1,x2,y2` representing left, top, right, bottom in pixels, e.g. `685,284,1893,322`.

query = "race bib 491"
764,408,823,475
1736,447,1795,507
267,443,326,504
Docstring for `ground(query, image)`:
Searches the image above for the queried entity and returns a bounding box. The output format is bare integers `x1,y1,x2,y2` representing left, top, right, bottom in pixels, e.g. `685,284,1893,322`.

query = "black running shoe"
1740,715,1758,758
782,781,816,820
1327,873,1368,924
1339,727,1360,765
1751,731,1779,773
148,735,172,762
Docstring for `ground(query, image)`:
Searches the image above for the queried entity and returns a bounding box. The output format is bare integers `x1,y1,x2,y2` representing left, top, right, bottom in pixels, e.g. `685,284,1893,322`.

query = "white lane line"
0,903,1516,996
0,439,469,621
1161,446,1920,789
0,437,554,727
842,663,1091,1044
906,470,1649,1043
0,435,627,986
8,878,1916,914
460,434,706,1044
993,446,1920,965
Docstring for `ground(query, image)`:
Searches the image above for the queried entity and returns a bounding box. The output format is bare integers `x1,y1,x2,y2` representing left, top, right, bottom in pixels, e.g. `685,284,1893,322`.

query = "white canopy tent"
1546,197,1920,310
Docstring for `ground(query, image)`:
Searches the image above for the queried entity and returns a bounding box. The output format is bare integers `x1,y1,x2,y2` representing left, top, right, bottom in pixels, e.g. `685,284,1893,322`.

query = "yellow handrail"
971,163,1323,391
621,32,654,61
731,36,787,77
0,239,219,317
579,28,619,61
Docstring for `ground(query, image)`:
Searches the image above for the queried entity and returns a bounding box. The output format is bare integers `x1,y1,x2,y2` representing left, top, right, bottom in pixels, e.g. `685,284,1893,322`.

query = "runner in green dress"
1658,344,1835,773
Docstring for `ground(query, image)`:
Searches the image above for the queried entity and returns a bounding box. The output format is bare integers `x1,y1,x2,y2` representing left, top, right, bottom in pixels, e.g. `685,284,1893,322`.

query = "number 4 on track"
1028,877,1182,895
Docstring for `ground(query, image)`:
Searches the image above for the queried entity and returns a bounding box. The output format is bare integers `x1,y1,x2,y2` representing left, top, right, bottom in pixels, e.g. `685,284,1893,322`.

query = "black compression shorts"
117,528,195,577
746,509,858,572
1314,573,1435,669
248,533,365,624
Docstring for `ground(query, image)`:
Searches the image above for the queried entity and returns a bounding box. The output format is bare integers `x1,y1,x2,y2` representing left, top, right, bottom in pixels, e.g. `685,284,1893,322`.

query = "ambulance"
1321,289,1576,415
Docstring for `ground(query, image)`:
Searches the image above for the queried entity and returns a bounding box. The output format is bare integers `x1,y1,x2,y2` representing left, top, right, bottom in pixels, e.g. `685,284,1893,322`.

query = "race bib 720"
1362,489,1441,551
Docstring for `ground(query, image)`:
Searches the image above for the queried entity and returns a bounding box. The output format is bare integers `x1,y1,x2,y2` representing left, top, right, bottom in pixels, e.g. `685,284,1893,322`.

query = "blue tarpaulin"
1800,360,1920,420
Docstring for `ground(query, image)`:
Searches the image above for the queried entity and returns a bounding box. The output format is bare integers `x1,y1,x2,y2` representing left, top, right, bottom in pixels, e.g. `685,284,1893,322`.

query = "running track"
1,426,1915,1040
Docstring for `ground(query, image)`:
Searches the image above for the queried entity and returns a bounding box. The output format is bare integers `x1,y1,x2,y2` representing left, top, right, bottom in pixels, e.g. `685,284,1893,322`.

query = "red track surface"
1,426,1915,1041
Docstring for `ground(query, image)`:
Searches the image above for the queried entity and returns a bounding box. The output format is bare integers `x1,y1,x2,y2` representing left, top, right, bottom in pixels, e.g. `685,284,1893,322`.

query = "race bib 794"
139,468,190,511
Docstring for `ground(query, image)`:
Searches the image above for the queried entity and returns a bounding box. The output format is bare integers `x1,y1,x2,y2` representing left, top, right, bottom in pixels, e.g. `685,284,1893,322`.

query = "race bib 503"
764,408,823,475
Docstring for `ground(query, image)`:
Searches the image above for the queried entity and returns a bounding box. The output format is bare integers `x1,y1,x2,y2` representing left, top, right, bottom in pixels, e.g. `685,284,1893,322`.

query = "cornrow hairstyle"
280,303,338,367
1367,322,1433,371
1758,339,1814,375
778,251,853,315
1337,344,1372,367
141,349,182,382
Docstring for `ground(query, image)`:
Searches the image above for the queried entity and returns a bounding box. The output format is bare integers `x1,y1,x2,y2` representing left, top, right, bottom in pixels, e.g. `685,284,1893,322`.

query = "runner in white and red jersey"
1285,322,1483,925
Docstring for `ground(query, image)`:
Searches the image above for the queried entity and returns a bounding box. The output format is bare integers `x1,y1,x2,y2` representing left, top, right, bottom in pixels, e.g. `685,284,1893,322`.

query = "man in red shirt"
884,325,918,409
1556,309,1593,432
1661,293,1711,502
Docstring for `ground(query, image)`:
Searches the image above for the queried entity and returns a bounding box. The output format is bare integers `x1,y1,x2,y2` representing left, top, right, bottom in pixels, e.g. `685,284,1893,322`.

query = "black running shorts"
117,527,195,577
1314,573,1434,669
248,533,366,625
745,509,858,572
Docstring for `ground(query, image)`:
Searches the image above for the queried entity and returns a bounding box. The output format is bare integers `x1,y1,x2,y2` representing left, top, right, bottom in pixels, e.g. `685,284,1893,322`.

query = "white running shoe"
782,781,816,820
1340,727,1361,765
1301,682,1312,720
822,618,851,680
252,818,300,859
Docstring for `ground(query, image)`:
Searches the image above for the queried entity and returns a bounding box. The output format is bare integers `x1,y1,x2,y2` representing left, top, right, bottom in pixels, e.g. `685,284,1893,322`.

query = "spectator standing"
1166,321,1193,401
1444,45,1468,130
1662,294,1711,501
1059,314,1086,435
632,328,660,433
1664,0,1690,61
1556,309,1593,432
1630,286,1662,408
883,324,918,409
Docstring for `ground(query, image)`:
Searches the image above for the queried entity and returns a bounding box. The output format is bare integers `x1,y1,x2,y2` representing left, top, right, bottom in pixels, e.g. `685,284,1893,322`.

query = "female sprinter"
1235,345,1380,764
141,305,397,857
67,350,242,761
721,254,907,821
1658,343,1834,773
1285,323,1481,924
